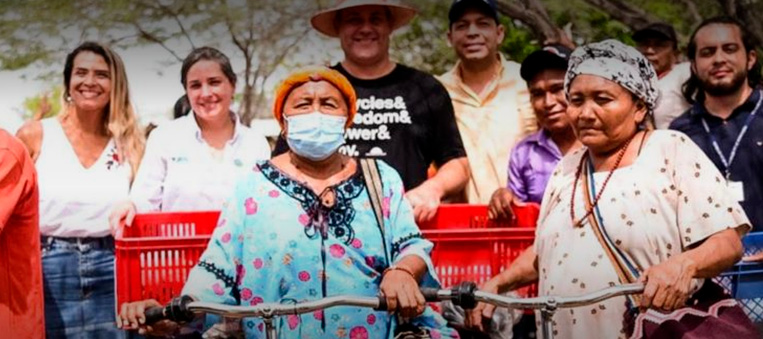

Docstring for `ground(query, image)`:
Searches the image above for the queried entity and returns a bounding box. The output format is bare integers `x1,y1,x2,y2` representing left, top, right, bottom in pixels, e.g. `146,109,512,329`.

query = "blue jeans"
41,237,126,339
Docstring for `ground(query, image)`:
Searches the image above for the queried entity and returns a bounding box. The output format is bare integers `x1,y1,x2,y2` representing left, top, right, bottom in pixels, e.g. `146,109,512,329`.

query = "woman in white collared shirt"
111,47,270,227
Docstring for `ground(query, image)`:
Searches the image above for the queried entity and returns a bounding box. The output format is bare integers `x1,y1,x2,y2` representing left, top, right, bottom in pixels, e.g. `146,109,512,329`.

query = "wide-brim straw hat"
311,0,418,38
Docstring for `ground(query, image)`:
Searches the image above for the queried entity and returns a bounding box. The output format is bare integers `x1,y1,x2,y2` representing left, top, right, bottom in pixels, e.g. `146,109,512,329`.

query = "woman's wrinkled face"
566,74,646,153
69,51,112,113
185,60,235,122
282,80,348,132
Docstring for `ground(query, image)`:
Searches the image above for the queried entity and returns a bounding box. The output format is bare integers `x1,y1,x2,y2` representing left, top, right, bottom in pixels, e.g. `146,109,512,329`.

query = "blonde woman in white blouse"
17,41,145,338
110,47,270,229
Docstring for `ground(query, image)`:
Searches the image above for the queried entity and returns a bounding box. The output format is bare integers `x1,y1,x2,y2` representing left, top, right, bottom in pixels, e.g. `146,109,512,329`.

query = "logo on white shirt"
365,147,387,157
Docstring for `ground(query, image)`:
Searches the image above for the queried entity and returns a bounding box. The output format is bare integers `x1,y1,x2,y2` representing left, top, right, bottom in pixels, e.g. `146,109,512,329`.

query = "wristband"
383,264,416,278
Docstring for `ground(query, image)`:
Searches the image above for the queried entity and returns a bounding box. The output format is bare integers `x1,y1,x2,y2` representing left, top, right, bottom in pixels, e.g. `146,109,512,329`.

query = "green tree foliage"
20,85,63,120
4,0,763,122
392,1,540,75
391,0,453,75
1,0,319,124
499,18,539,63
105,0,318,123
0,0,100,75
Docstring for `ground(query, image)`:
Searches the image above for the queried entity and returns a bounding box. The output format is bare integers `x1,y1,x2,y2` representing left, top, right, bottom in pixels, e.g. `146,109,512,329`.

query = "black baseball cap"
520,44,573,82
632,23,678,45
448,0,499,25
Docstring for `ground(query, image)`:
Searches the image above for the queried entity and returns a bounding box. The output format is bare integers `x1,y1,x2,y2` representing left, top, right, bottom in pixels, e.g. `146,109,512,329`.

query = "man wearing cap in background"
487,43,581,223
444,43,578,339
273,0,470,222
633,22,692,128
438,0,536,205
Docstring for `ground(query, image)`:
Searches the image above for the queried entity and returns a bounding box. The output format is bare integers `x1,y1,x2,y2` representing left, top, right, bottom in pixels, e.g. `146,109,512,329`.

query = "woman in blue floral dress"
119,67,458,339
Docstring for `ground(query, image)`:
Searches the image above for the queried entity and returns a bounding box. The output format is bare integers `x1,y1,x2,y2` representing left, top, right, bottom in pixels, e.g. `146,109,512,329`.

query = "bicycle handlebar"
421,281,480,309
432,282,645,310
144,294,387,325
187,295,386,319
144,306,166,325
486,283,644,309
142,282,645,325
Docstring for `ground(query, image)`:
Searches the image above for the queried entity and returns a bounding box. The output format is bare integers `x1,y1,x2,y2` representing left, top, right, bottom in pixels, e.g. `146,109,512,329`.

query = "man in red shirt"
0,128,44,338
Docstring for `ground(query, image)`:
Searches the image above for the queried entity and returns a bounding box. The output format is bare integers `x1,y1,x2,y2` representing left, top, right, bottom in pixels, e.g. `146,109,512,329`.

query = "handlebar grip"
376,295,388,311
166,295,196,323
420,288,440,302
452,281,478,310
143,306,166,325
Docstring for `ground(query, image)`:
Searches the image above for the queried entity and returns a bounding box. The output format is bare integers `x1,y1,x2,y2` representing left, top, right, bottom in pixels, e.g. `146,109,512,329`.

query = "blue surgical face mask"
285,111,347,161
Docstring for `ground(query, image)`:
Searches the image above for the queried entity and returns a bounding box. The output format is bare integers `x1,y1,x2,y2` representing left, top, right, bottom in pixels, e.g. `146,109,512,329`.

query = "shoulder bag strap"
360,158,390,265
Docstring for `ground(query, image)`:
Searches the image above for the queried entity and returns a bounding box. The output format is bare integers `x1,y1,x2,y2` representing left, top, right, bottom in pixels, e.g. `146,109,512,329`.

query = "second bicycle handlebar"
424,282,645,310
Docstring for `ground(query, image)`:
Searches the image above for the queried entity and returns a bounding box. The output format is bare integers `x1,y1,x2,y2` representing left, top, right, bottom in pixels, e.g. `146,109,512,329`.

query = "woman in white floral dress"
465,40,755,338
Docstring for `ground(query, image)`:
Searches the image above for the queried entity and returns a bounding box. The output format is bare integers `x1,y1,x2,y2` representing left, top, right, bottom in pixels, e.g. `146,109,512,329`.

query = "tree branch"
106,33,142,45
269,26,311,73
154,0,195,48
581,0,659,30
132,23,184,62
224,15,247,56
720,0,763,48
678,0,703,28
495,0,560,41
525,0,554,25
720,0,737,17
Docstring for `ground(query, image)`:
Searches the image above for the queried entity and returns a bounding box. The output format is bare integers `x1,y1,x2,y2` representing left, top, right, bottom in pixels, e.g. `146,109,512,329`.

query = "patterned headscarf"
273,66,357,129
564,39,659,113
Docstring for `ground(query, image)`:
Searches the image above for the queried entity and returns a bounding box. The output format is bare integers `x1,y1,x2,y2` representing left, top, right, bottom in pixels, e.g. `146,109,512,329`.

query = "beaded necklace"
570,132,640,228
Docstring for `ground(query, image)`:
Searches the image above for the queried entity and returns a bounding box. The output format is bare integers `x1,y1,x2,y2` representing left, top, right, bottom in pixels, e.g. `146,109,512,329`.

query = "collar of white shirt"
183,111,244,146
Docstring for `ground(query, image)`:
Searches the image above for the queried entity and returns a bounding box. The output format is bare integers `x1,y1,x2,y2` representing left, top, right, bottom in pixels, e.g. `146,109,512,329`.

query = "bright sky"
0,30,343,136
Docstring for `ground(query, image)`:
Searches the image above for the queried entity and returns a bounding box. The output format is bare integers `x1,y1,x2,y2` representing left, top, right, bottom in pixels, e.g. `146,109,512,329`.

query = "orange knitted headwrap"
273,66,357,129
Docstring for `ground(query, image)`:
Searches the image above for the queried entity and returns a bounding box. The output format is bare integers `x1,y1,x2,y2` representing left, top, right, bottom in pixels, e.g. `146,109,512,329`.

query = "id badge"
728,181,745,202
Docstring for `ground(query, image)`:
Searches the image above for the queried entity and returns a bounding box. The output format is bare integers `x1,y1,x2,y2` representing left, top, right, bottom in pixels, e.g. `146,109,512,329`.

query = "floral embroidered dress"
534,130,750,339
181,159,458,339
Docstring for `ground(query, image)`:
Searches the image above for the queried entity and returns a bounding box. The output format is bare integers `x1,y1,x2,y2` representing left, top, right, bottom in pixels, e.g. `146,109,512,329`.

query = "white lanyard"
699,91,762,179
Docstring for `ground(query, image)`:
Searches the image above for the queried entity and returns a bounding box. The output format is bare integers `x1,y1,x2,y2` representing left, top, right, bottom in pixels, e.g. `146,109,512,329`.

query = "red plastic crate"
419,203,540,229
114,211,221,308
424,227,537,297
115,205,539,309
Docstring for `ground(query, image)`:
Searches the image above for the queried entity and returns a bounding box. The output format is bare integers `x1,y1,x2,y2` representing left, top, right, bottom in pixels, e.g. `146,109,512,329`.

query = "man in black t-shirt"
275,0,469,222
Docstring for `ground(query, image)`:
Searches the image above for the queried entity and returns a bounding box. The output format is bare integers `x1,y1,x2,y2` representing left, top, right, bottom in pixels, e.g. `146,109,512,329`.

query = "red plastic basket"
422,204,538,298
115,205,539,308
114,211,221,308
419,203,540,229
424,228,535,296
